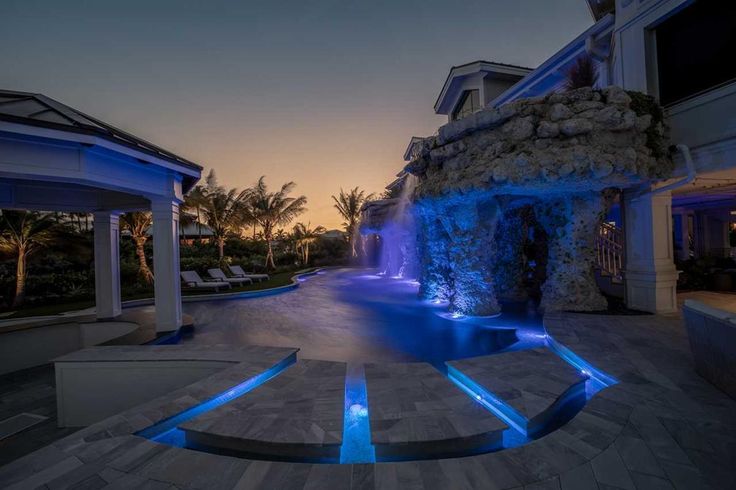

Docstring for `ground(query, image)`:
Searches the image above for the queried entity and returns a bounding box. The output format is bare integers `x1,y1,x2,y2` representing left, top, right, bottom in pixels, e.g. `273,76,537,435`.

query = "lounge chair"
180,271,231,292
207,268,252,286
228,265,269,282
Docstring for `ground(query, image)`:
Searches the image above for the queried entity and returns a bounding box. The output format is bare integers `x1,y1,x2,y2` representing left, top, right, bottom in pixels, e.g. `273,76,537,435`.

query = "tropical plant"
332,187,374,257
120,211,154,284
197,170,251,260
0,210,64,307
292,222,326,265
182,184,207,241
564,55,599,91
248,176,307,269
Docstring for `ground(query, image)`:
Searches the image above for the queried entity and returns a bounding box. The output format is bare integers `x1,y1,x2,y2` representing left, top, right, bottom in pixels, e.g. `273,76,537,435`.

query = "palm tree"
198,170,250,260
292,222,326,265
248,176,307,269
564,55,599,90
332,187,374,257
120,211,154,284
182,184,207,241
0,210,62,307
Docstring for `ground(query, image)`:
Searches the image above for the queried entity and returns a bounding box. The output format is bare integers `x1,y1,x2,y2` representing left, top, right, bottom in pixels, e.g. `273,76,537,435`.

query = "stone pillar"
623,189,678,313
537,193,608,312
415,202,452,302
151,199,182,332
494,203,530,302
447,198,500,316
93,211,122,320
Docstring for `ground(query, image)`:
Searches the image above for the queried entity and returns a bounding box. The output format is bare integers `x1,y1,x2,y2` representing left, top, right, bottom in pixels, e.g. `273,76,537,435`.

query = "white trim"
434,62,532,114
0,121,200,179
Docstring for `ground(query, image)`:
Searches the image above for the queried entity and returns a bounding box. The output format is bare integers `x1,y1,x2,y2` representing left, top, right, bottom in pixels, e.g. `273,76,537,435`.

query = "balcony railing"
595,221,623,281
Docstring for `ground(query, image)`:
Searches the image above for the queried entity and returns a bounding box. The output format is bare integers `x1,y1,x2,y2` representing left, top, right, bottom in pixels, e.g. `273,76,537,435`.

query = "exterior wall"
612,0,736,176
483,78,520,106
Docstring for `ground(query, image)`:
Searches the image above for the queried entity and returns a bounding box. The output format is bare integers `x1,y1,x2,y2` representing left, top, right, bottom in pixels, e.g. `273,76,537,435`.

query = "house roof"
434,60,534,113
403,136,426,162
0,89,202,174
490,14,614,108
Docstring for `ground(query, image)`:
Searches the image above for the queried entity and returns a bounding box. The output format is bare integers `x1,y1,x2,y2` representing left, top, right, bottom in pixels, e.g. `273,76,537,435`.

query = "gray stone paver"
181,359,345,459
448,348,586,435
559,463,598,490
365,362,507,458
0,305,734,489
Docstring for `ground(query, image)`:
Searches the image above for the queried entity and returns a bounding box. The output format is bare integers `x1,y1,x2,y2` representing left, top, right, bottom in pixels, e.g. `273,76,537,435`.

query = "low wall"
682,299,736,399
56,356,232,427
0,320,137,375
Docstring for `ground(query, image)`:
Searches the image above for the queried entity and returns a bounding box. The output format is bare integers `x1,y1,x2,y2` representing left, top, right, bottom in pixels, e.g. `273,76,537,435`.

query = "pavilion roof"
0,89,202,172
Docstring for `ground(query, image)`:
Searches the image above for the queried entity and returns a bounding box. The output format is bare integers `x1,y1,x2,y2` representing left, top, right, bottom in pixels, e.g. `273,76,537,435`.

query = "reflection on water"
328,270,545,362
185,268,546,363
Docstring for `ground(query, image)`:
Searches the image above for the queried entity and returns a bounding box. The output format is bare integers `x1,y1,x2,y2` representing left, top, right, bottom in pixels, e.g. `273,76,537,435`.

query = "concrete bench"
682,299,736,399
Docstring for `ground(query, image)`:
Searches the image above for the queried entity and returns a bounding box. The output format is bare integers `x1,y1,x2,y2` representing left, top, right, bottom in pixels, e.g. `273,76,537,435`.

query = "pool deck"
0,310,734,489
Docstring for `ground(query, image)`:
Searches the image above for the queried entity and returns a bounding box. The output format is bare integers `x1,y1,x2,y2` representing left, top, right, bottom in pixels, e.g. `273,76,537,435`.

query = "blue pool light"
545,335,618,399
340,364,376,464
545,335,617,388
446,365,528,436
136,353,297,444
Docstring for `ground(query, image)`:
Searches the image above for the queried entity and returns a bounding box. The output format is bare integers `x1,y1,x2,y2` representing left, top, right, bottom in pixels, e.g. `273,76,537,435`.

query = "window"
451,89,480,121
655,1,736,106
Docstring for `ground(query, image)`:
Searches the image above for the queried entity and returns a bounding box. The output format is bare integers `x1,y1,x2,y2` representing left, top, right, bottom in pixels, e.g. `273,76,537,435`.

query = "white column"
623,189,678,314
93,211,122,319
151,199,182,332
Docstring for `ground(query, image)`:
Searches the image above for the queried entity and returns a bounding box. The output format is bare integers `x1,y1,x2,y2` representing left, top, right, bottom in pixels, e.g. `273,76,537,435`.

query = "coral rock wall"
404,87,671,313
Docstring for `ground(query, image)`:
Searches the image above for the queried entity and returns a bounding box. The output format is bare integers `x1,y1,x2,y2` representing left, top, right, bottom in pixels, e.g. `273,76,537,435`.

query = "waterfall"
377,175,418,278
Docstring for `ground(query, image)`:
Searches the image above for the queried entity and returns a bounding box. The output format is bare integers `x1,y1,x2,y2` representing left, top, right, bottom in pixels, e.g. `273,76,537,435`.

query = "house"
405,0,736,314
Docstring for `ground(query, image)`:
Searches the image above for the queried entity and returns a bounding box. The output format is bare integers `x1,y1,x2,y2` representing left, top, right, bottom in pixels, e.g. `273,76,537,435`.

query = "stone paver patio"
0,304,733,489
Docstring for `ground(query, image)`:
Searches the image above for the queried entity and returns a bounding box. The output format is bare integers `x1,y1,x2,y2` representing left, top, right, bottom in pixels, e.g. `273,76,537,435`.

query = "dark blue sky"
1,0,592,227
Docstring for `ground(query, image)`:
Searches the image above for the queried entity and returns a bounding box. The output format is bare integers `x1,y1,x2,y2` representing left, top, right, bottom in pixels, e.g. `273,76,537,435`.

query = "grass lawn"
181,268,317,295
1,268,318,320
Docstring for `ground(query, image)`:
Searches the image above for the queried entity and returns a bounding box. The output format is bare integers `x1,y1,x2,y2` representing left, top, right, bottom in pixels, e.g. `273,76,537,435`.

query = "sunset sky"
1,0,592,230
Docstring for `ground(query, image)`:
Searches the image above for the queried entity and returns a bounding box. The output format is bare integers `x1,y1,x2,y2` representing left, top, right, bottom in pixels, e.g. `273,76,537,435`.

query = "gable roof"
434,60,533,113
0,89,202,173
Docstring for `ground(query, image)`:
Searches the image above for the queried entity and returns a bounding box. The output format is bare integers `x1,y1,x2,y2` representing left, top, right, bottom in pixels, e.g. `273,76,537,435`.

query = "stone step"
365,362,508,460
180,359,346,461
447,348,587,437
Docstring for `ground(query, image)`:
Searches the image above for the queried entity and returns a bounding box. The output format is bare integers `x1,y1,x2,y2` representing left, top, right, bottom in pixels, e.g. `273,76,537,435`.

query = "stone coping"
53,344,298,364
0,268,323,334
1,312,733,488
122,268,323,308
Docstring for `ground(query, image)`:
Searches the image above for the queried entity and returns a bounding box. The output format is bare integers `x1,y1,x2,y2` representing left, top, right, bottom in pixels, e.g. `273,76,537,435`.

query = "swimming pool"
182,267,547,363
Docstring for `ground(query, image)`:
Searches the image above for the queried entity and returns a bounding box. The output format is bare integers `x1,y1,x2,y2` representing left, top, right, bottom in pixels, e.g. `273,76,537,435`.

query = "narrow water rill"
339,364,376,464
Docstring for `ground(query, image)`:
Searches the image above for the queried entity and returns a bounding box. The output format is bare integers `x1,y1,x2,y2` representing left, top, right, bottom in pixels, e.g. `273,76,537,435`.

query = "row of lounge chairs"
180,265,270,292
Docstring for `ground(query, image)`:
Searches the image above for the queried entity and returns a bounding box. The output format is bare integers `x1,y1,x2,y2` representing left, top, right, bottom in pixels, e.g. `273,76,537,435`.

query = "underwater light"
340,365,376,464
451,312,464,319
349,404,369,418
545,335,618,387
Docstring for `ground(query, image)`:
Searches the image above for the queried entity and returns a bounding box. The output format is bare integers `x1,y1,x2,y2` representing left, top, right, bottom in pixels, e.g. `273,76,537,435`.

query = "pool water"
183,268,547,363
